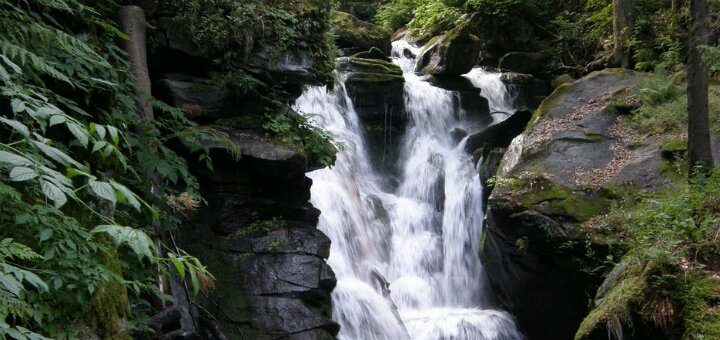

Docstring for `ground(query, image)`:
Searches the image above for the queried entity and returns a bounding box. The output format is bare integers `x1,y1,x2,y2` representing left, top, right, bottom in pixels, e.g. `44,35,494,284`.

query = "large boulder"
499,52,547,76
179,130,338,340
331,11,391,55
415,20,481,76
481,69,678,340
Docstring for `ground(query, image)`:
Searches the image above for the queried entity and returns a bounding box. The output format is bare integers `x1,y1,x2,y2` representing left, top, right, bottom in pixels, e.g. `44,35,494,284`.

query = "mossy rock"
415,19,481,76
351,47,390,62
331,11,390,54
336,57,402,77
78,239,131,339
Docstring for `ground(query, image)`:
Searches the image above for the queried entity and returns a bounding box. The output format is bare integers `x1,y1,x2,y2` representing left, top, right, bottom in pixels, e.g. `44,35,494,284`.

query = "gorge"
1,1,719,340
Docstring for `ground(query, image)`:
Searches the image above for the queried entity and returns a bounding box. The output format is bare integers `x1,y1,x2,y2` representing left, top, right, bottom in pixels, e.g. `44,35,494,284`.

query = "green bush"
406,1,463,39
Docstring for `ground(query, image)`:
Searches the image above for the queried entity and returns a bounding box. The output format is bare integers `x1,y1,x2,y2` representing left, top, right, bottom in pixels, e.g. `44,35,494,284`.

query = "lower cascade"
295,41,524,340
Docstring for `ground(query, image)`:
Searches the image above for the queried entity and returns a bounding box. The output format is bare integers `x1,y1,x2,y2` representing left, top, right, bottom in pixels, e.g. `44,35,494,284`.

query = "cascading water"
295,40,524,340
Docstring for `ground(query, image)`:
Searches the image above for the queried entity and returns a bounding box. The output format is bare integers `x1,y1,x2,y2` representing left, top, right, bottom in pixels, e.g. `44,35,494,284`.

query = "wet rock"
352,47,391,62
481,69,677,340
338,57,405,174
331,11,391,55
499,52,547,76
416,20,481,76
427,76,491,118
464,110,532,154
500,73,552,110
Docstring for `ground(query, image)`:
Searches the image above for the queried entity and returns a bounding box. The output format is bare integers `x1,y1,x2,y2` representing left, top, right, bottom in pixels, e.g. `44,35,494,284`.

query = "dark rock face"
180,136,339,340
500,73,552,110
331,11,391,55
416,21,481,76
499,52,547,76
464,110,532,155
481,69,676,340
145,4,338,339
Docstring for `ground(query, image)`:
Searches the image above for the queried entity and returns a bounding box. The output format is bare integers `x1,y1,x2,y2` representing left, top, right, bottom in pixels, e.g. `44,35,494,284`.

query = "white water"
463,67,516,116
295,41,523,340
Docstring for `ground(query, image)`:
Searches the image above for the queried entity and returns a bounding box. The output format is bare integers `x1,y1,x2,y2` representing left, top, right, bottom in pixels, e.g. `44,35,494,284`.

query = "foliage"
580,170,720,338
374,0,422,33
168,0,336,82
265,103,338,167
0,0,218,337
406,1,463,40
628,80,720,135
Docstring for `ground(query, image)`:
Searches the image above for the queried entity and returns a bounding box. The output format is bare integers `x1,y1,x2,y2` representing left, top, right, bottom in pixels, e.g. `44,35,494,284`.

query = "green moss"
80,239,131,339
345,72,404,83
526,82,572,132
337,57,403,76
513,176,611,222
682,275,720,338
584,129,603,142
661,138,687,153
659,159,688,187
575,259,651,340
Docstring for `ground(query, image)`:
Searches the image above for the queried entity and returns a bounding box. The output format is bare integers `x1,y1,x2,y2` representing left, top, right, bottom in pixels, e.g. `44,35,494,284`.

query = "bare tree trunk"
119,6,154,120
688,0,713,173
613,0,635,68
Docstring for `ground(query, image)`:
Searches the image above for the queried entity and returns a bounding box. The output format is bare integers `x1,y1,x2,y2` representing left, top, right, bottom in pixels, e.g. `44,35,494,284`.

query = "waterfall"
295,41,524,340
463,67,516,119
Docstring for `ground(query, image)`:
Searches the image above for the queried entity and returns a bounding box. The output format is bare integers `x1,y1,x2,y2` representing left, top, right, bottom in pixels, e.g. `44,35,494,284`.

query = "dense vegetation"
0,0,338,338
372,0,719,75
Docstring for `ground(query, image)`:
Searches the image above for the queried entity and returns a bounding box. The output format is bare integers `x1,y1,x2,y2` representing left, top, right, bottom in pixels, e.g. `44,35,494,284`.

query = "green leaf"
0,117,30,137
110,181,140,211
92,140,108,153
67,121,88,148
0,54,21,74
95,125,106,140
91,225,154,259
9,166,37,181
88,179,116,204
169,254,185,280
40,179,67,208
107,125,119,146
48,115,66,126
188,265,200,297
11,99,26,113
33,141,83,168
0,151,33,166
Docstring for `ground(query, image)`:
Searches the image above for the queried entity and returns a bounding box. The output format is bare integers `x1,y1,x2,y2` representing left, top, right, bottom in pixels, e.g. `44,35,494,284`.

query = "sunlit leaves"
9,166,37,181
91,225,154,259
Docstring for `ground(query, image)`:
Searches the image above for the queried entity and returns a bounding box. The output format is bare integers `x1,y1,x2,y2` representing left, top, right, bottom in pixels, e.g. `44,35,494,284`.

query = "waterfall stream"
295,41,524,340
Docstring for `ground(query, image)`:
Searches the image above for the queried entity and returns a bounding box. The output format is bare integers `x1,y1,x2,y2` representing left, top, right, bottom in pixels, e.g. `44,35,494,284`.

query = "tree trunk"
613,0,635,68
687,0,713,173
119,6,154,120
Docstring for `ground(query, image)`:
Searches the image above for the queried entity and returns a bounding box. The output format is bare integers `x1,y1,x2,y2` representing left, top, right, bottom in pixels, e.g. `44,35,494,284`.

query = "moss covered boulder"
481,69,678,340
331,11,391,55
415,20,481,76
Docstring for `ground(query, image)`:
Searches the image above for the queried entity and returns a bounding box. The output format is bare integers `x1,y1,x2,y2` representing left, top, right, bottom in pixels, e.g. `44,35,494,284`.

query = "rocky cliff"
480,69,680,339
142,1,340,338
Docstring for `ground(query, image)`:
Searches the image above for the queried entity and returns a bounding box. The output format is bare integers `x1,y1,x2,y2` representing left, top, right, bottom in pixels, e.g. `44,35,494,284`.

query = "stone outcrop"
481,69,679,340
179,131,338,340
143,3,339,339
331,11,391,55
416,20,481,76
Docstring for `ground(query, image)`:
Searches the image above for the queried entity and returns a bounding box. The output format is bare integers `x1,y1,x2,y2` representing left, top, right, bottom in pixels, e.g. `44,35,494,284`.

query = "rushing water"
295,41,523,340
